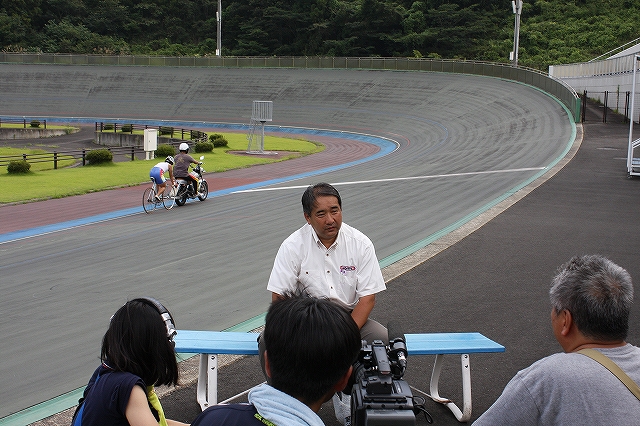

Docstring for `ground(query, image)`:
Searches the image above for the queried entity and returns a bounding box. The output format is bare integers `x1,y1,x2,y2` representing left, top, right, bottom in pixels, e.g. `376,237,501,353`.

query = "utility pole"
627,55,640,176
216,0,222,57
511,0,523,67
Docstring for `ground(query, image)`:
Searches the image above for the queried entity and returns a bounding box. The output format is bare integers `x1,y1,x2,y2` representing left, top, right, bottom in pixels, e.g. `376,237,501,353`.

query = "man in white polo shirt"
267,182,387,343
265,183,387,424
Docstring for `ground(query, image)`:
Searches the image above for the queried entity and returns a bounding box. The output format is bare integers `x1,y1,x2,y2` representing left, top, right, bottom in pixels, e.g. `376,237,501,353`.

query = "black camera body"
350,338,416,426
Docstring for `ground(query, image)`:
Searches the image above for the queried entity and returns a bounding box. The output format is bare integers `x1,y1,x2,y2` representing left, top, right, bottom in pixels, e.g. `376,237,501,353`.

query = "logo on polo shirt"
340,265,356,275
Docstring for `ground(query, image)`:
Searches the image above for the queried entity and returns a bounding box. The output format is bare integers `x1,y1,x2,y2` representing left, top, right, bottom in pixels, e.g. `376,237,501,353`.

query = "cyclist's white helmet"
165,156,174,165
179,142,190,152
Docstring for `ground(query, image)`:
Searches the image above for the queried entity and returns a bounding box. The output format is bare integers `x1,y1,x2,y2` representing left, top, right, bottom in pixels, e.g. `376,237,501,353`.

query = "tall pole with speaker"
510,0,523,67
216,0,222,57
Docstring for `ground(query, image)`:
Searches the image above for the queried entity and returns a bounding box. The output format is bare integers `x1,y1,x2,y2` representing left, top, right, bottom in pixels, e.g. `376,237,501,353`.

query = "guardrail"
0,147,139,169
0,53,581,123
0,120,210,169
1,120,211,169
0,117,48,129
95,122,207,143
580,90,630,123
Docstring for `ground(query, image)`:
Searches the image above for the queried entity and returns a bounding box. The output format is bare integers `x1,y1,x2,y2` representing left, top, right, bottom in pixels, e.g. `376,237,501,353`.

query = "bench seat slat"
405,332,505,355
174,330,504,356
175,330,260,355
173,329,504,422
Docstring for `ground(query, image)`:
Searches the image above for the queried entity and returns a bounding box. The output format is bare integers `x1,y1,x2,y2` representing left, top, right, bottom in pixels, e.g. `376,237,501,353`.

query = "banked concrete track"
0,64,575,421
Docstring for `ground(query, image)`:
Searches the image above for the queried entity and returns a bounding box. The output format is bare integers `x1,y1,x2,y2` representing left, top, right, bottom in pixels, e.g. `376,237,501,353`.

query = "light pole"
511,0,522,67
216,0,222,57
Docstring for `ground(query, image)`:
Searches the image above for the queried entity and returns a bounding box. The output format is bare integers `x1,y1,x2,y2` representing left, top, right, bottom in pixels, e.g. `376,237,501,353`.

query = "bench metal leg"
428,354,472,422
196,354,218,411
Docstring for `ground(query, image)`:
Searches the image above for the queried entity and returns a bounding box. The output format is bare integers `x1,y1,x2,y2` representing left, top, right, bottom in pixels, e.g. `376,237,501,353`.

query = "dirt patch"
227,150,303,160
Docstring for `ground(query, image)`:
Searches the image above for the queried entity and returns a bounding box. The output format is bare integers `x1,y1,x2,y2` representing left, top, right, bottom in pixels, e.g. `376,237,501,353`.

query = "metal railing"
0,147,139,169
580,90,630,123
0,53,581,122
0,120,210,168
0,117,48,129
95,122,208,143
589,37,640,62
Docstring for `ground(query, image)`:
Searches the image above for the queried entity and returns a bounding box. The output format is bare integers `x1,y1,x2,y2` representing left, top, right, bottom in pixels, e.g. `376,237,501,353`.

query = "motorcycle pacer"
174,142,201,196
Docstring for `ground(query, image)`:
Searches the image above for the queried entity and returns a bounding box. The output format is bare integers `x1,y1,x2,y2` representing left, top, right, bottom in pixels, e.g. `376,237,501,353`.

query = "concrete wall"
0,52,581,122
95,131,143,147
0,127,74,140
94,132,183,148
550,52,639,119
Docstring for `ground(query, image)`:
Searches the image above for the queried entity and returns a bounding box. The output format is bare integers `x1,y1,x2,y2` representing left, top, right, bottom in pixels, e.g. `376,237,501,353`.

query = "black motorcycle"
174,156,209,206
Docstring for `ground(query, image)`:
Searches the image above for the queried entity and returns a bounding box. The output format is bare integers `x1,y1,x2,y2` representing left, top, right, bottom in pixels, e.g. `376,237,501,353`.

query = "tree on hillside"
1,0,639,70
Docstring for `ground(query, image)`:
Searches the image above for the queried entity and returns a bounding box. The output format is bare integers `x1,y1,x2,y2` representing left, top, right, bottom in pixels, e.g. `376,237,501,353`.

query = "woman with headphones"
72,298,188,426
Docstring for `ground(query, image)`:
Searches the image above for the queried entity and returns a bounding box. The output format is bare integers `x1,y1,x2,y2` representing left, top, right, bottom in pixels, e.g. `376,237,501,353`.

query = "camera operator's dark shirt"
191,403,264,426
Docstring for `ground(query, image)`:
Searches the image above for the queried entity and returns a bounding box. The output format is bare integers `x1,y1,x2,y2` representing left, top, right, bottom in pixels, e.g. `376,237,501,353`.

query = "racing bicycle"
142,178,175,213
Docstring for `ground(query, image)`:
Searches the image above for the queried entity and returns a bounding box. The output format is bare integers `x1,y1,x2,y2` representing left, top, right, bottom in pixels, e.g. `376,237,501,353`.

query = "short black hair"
101,299,179,386
301,183,342,217
264,294,360,403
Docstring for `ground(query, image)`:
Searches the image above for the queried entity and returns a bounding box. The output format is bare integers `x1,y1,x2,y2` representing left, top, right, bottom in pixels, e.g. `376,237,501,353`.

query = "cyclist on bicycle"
149,156,175,201
174,142,201,195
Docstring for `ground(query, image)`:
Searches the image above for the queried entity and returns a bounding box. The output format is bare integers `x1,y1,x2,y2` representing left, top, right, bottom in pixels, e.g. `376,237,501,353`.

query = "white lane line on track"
232,166,546,193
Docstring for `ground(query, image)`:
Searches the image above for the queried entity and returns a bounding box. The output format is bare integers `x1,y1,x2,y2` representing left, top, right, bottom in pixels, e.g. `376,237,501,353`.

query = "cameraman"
191,294,361,426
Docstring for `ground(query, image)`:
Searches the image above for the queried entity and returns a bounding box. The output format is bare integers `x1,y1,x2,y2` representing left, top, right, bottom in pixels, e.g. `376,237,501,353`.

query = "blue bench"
174,330,504,422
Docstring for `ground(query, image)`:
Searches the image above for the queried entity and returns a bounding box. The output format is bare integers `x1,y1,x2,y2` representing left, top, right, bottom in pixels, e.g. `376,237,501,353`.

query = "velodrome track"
0,64,575,420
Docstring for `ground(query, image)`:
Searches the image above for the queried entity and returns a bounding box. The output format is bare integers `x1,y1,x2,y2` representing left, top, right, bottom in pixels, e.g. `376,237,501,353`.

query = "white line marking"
232,167,546,193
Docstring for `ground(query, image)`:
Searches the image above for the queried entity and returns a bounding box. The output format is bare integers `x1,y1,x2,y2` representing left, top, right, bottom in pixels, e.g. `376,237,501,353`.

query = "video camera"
349,329,431,426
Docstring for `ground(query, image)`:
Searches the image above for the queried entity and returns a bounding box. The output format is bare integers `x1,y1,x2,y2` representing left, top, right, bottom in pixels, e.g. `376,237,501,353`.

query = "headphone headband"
137,297,178,344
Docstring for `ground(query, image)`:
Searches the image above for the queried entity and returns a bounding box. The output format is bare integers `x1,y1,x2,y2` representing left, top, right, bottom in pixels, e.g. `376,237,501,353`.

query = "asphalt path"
0,64,574,419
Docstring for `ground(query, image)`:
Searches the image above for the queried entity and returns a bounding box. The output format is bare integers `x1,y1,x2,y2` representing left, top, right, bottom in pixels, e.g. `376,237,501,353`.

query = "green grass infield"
0,133,322,204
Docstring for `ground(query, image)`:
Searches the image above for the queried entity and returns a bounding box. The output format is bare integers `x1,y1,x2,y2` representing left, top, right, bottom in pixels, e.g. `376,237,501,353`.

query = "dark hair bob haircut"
101,299,179,386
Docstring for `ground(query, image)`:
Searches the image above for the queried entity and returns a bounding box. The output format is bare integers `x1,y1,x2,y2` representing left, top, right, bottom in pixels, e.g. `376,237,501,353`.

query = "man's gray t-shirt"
473,344,640,425
173,153,195,178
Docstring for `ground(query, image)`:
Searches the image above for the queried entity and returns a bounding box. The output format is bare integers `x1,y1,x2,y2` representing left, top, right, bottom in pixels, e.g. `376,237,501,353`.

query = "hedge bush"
209,133,229,148
103,123,114,131
85,149,113,165
120,123,133,133
30,120,41,128
7,160,31,174
195,141,214,153
155,144,175,157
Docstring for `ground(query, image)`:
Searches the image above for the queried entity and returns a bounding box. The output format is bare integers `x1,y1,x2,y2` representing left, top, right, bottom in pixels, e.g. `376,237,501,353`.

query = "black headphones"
137,297,178,345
